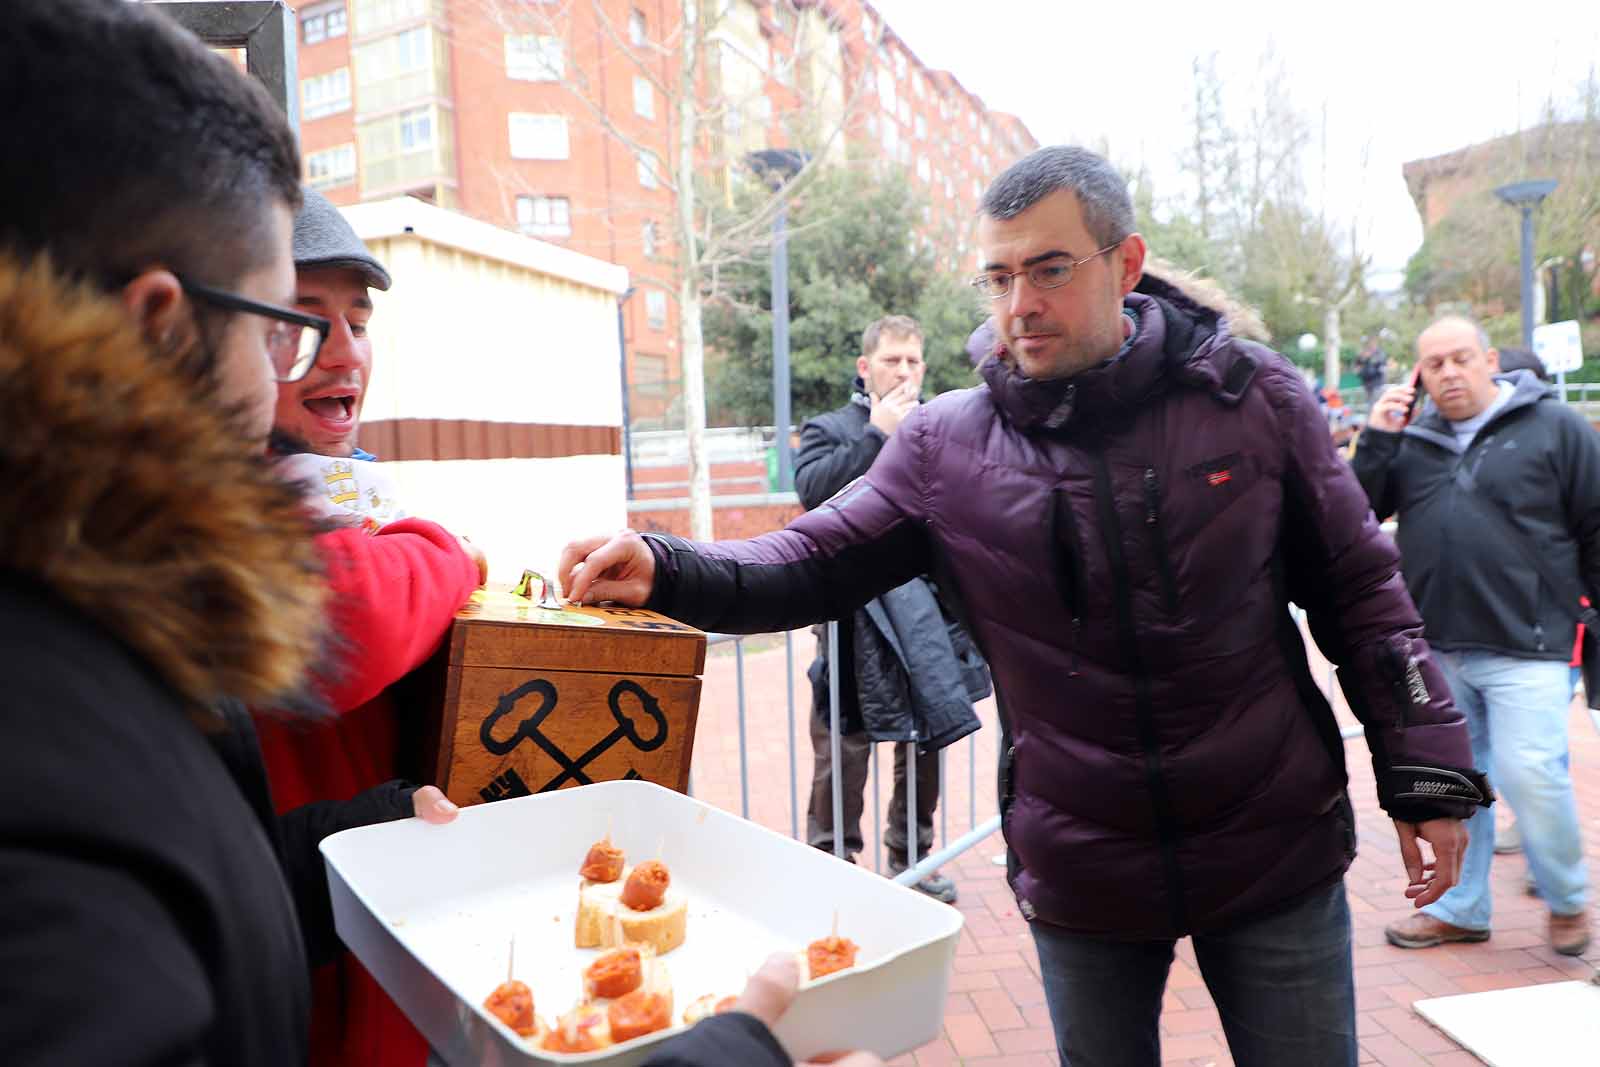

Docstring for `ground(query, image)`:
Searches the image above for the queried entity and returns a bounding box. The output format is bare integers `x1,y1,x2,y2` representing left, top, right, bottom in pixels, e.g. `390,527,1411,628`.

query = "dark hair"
981,146,1134,248
0,0,302,291
861,315,922,358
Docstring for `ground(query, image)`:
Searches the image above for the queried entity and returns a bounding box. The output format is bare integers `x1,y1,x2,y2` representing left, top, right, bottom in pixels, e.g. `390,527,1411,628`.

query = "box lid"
447,591,706,677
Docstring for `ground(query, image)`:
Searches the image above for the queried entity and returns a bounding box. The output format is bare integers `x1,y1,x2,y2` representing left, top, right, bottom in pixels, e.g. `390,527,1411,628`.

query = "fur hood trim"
1142,257,1269,343
0,254,327,716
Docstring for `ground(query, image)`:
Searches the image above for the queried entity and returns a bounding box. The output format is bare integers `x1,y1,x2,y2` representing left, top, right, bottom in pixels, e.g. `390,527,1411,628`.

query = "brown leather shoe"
1385,912,1491,949
1549,911,1591,957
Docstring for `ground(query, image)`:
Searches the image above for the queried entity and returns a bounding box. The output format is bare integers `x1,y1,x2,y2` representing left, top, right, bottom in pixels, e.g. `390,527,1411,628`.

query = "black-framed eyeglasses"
970,243,1122,300
178,276,331,383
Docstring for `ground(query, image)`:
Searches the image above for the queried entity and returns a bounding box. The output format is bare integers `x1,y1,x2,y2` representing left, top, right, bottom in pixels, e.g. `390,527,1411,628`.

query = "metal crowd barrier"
696,622,997,886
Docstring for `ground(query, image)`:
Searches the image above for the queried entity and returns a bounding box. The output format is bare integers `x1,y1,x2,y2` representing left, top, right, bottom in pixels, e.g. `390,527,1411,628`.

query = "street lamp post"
1494,179,1559,352
616,287,637,499
748,149,806,493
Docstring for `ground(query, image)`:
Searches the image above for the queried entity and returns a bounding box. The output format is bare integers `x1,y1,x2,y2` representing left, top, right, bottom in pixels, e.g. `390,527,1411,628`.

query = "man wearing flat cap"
254,187,485,1067
273,187,392,459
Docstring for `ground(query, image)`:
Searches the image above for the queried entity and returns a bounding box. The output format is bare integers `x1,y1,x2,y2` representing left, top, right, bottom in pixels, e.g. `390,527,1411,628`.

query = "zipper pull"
1069,617,1082,677
1143,467,1158,525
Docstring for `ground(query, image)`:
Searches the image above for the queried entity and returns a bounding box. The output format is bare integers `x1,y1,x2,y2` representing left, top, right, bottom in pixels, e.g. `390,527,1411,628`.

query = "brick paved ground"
687,628,1600,1066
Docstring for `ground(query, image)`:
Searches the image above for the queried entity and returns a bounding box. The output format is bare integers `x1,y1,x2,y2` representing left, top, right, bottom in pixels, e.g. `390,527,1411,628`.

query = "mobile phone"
1401,364,1424,426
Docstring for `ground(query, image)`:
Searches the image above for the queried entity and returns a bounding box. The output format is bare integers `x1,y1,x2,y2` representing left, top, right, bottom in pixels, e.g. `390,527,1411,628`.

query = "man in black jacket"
1353,314,1596,957
795,314,985,904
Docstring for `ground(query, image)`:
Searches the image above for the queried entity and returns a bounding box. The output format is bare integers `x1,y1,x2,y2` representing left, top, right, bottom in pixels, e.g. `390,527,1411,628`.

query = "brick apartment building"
287,0,1036,427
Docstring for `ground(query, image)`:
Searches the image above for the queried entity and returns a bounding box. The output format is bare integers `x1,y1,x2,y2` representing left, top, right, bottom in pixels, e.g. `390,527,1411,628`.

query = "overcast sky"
869,0,1600,286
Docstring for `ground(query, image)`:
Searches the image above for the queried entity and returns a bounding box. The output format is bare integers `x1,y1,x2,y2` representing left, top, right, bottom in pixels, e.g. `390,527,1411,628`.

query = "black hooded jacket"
1352,370,1600,658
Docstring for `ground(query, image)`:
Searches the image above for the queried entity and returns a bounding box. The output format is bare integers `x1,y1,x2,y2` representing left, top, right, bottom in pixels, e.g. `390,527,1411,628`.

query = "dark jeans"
806,710,938,869
1029,880,1356,1067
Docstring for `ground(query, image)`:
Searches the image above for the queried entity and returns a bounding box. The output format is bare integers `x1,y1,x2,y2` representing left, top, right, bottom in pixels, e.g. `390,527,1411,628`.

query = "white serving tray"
321,780,964,1066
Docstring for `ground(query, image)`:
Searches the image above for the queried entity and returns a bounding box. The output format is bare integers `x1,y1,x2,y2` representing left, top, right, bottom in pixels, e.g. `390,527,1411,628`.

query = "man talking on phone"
792,315,987,903
1353,314,1597,956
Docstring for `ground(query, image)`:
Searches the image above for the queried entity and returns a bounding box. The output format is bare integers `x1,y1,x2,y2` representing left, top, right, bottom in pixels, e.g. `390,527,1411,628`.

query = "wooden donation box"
429,590,706,807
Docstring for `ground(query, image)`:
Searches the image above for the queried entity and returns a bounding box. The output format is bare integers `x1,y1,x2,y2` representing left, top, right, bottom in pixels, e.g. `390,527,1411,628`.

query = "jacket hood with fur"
0,254,327,717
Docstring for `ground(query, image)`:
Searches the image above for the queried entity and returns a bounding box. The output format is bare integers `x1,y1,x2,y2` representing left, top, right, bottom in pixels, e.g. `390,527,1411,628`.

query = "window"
302,68,351,120
629,9,647,47
882,122,897,156
916,155,930,182
913,74,925,99
752,96,771,127
724,107,743,136
875,67,895,112
352,0,426,37
515,195,571,237
509,113,569,160
306,143,357,189
395,26,429,71
302,2,347,44
505,35,563,81
637,150,660,189
642,220,658,257
645,290,667,330
914,113,925,140
980,123,991,145
633,76,654,119
897,98,910,124
399,106,433,151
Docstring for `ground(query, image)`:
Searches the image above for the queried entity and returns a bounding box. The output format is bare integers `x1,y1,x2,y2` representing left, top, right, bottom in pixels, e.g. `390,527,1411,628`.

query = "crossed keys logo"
477,677,669,794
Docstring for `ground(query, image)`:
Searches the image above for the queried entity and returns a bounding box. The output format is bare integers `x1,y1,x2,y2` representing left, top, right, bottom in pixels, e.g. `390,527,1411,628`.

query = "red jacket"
257,517,479,1067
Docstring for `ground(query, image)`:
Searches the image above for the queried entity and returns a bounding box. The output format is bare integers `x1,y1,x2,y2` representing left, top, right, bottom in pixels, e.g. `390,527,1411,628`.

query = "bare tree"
470,0,866,538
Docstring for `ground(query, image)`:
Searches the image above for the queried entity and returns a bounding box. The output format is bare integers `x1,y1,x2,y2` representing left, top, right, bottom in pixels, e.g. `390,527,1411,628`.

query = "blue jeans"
1425,651,1589,927
1029,881,1356,1067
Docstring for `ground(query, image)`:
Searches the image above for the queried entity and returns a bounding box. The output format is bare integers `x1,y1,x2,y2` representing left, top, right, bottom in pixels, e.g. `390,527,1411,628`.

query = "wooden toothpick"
507,934,516,984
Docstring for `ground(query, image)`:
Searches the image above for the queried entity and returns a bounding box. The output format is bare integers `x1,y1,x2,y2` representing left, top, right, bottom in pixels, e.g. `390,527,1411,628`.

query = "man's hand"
1368,383,1417,434
734,953,884,1067
868,380,919,438
1395,818,1468,908
411,785,460,825
456,536,489,587
558,530,655,606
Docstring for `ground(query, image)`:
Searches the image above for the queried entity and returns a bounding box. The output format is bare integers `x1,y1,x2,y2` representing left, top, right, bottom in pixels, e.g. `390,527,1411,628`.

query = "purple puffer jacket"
646,275,1484,940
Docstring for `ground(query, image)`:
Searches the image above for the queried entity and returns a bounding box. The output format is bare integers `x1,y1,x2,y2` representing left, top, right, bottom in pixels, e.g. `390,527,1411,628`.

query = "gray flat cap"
293,186,392,291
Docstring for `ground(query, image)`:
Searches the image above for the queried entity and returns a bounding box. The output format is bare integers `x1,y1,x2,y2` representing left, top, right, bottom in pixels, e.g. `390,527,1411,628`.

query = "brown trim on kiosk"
357,419,622,461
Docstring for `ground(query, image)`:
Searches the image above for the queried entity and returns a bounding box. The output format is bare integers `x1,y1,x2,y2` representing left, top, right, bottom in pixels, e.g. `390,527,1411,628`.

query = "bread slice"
576,866,687,955
574,875,626,949
612,891,687,956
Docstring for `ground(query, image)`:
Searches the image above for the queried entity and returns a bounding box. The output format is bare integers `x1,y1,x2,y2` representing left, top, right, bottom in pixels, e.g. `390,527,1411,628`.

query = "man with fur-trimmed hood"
0,2,454,1060
560,146,1487,1067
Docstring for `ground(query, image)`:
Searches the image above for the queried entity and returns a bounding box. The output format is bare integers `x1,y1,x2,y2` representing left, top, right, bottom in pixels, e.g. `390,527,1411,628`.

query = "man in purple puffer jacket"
560,146,1487,1067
